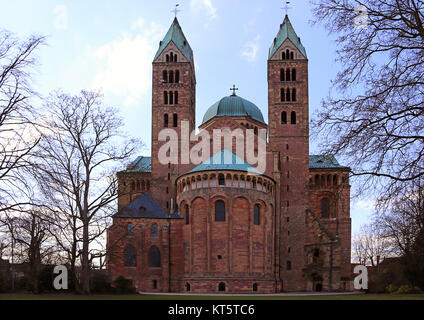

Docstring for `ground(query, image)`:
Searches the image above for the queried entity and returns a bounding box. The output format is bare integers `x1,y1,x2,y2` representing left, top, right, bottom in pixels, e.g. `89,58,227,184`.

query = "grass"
1,293,424,300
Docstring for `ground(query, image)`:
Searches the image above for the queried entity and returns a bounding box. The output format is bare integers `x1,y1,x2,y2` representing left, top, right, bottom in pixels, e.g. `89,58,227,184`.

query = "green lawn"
1,293,424,300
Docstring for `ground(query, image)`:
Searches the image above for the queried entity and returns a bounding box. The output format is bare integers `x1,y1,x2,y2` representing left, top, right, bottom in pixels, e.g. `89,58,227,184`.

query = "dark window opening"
286,49,289,59
287,260,292,270
169,91,174,104
281,111,287,124
215,200,226,222
218,174,225,186
321,198,329,218
124,246,136,267
292,88,297,101
218,282,226,292
164,114,168,127
292,68,297,81
174,91,178,105
253,283,258,292
173,114,178,127
153,280,158,289
217,255,222,260
163,70,168,83
254,204,260,225
139,206,146,215
290,52,294,60
164,91,168,105
286,88,291,101
315,283,323,292
151,223,158,237
175,70,180,83
291,111,296,124
286,69,290,81
186,283,191,292
173,54,178,62
280,69,285,81
169,70,174,83
281,88,285,102
127,223,134,236
148,246,161,267
282,51,286,60
166,54,169,62
185,205,190,225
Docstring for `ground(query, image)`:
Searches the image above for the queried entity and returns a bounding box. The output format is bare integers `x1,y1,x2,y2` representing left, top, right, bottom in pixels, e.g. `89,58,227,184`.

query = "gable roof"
269,15,307,59
114,192,170,219
154,18,193,62
187,149,262,175
309,155,350,170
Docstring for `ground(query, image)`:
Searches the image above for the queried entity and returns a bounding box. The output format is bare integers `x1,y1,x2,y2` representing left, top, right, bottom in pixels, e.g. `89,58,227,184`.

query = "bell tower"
268,15,309,291
151,18,196,212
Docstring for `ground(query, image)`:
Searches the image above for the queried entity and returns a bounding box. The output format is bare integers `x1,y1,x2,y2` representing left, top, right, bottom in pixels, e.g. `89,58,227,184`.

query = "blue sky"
0,0,374,235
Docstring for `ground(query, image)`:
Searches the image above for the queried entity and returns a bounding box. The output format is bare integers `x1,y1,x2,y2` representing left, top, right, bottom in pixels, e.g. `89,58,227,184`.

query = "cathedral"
107,15,352,293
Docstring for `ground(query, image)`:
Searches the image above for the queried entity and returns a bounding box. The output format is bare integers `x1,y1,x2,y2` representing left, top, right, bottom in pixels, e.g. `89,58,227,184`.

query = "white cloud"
241,35,260,63
355,199,376,211
90,20,164,106
53,5,68,30
190,0,217,19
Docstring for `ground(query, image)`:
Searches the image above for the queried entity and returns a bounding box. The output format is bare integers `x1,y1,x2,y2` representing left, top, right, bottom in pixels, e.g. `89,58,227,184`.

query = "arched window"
286,49,289,59
292,88,297,101
185,205,190,225
170,52,174,62
124,245,136,267
169,70,174,83
166,54,169,62
281,88,285,102
164,114,168,128
286,69,291,81
127,223,134,236
151,223,158,237
163,70,168,83
290,51,294,60
292,68,297,81
315,174,319,185
174,91,178,105
173,114,178,127
282,51,286,60
175,70,180,83
286,260,292,270
218,174,225,186
169,91,174,104
280,69,285,81
333,175,338,186
164,91,168,105
173,54,178,62
291,111,296,124
218,282,226,292
321,198,329,218
281,111,287,124
186,283,191,292
148,246,161,267
286,88,291,102
254,204,260,225
253,283,258,292
215,200,226,222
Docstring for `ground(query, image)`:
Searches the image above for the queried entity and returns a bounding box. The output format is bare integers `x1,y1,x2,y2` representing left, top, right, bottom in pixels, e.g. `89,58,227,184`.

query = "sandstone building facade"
107,15,352,293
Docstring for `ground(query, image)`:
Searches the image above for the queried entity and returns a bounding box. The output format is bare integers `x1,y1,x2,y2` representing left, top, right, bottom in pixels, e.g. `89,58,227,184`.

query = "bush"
385,284,398,294
112,276,136,294
396,285,422,294
90,272,113,294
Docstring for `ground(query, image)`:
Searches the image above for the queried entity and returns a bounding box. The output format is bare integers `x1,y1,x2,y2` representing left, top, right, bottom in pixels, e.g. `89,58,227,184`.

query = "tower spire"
171,3,181,18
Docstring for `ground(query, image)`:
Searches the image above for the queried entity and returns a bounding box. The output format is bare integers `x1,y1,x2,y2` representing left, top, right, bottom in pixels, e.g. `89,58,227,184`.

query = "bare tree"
310,0,424,203
1,209,55,293
0,30,45,213
352,223,395,266
31,90,138,294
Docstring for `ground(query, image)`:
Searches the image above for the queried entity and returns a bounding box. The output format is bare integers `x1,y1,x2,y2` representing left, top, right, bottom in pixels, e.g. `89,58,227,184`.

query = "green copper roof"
309,155,350,170
269,15,307,59
154,18,193,62
123,156,151,173
202,94,265,125
188,149,262,175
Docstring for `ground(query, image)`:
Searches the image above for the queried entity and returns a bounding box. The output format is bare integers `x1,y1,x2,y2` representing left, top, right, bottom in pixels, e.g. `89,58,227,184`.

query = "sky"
0,0,375,235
